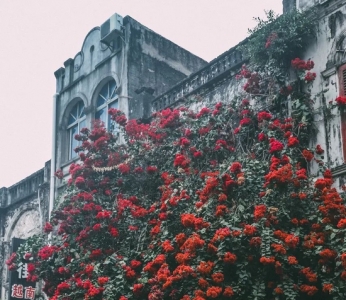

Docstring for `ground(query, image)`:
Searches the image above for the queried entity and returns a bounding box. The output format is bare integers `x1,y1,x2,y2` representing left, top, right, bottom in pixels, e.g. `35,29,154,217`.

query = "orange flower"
301,267,317,282
322,283,333,293
249,237,262,247
176,233,186,246
259,256,275,265
223,286,234,297
162,240,174,252
218,193,227,202
175,252,192,264
302,149,314,162
254,205,266,220
288,256,298,265
206,286,222,298
215,205,228,217
198,278,209,289
223,252,237,264
274,287,283,294
300,284,318,296
211,272,224,283
243,225,256,236
207,243,218,253
271,243,286,255
197,261,214,275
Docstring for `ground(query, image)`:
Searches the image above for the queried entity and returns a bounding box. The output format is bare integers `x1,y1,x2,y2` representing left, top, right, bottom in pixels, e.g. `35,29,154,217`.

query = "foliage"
240,9,317,77
9,56,346,300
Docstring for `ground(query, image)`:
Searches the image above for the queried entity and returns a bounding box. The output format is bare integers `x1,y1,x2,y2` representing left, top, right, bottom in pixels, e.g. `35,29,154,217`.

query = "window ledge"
60,156,80,170
332,164,346,177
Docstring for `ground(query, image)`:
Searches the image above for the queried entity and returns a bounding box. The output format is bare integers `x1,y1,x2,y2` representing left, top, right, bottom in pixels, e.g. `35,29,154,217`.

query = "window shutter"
339,64,346,96
338,64,346,161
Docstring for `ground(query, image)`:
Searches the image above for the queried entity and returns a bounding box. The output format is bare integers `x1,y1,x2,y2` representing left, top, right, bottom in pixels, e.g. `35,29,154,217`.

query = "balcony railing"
152,47,244,111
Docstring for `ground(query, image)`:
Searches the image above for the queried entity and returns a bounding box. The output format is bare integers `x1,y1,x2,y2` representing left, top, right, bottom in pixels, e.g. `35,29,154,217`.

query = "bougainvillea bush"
8,11,346,300
7,56,346,300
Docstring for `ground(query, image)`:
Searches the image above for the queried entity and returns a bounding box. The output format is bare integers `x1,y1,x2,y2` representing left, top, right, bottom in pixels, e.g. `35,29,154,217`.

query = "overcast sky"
0,0,282,187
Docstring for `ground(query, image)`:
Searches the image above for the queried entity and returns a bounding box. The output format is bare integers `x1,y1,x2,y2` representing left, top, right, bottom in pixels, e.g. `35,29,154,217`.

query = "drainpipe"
49,93,59,220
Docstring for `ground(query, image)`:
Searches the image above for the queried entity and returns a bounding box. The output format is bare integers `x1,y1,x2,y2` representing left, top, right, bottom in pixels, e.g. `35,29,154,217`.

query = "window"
339,64,346,161
95,79,118,132
67,101,86,160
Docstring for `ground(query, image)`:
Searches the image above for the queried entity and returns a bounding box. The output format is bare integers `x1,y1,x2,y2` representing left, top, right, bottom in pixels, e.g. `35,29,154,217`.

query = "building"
1,0,346,298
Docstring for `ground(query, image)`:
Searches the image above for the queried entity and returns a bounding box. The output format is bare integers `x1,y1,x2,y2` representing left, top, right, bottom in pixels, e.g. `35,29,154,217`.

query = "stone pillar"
0,188,8,207
134,87,155,120
283,0,297,14
63,58,74,87
54,67,65,93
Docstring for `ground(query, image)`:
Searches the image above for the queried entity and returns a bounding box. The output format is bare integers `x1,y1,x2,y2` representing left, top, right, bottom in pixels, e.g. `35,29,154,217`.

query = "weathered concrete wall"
300,2,346,178
124,16,207,120
0,162,50,300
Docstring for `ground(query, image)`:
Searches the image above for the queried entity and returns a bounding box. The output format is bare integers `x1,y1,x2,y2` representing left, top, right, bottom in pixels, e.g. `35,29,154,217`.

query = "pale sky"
0,0,282,187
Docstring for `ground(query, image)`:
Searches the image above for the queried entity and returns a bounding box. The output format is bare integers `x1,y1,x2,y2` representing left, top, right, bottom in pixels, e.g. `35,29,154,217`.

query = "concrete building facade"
2,0,346,298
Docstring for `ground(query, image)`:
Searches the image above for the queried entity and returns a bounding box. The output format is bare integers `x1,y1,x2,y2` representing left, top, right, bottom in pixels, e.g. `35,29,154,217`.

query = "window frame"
338,64,346,161
95,79,119,133
67,101,86,160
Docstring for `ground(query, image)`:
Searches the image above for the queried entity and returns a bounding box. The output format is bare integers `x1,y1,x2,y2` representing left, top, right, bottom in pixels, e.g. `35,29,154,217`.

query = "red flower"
109,227,119,237
118,163,130,174
75,176,85,188
336,96,346,106
316,144,324,154
240,117,251,126
197,261,214,275
223,287,234,297
230,162,242,174
302,149,314,161
93,223,101,231
133,284,143,295
97,277,109,286
269,139,284,153
174,154,190,168
161,240,174,252
258,132,266,141
260,256,275,265
243,225,256,236
287,136,299,147
38,245,56,260
223,252,237,264
288,256,298,265
291,58,314,70
323,283,333,293
254,205,266,220
147,166,158,174
54,169,64,179
211,272,224,283
304,72,316,82
206,286,222,298
44,222,53,233
300,285,318,296
196,107,211,118
257,111,272,122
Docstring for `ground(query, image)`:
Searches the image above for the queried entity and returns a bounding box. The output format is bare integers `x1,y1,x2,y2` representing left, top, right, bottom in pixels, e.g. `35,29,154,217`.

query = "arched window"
95,79,118,132
67,101,86,160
